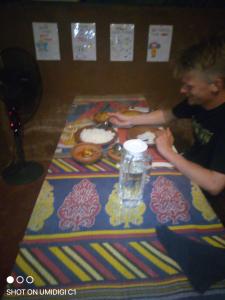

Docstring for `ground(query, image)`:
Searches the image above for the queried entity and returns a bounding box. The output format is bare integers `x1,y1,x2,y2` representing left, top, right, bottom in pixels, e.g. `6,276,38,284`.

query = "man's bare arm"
155,128,225,195
166,151,225,195
109,109,175,127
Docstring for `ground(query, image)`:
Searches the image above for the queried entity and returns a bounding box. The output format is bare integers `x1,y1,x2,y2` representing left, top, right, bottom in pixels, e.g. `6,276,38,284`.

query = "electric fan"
0,47,43,185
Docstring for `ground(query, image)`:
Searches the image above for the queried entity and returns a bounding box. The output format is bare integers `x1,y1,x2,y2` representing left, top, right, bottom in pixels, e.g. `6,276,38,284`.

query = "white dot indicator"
6,276,14,284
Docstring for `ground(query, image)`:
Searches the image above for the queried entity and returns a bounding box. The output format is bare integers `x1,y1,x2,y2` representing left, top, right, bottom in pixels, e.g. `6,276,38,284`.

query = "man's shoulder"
172,98,201,118
215,101,225,112
207,102,225,120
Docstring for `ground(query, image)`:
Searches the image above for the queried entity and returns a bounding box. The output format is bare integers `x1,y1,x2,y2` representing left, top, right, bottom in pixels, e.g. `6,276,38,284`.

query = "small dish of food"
107,143,123,162
75,126,117,146
71,143,102,164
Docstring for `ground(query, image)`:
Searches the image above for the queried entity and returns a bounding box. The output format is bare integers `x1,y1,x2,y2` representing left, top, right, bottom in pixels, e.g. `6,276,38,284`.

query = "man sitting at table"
109,34,225,198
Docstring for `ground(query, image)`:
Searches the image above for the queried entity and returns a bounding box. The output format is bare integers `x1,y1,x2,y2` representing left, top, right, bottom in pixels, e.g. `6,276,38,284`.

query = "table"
3,96,225,300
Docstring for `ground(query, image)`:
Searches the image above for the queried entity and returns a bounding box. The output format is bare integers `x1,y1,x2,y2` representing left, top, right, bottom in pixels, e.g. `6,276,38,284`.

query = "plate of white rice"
77,126,117,145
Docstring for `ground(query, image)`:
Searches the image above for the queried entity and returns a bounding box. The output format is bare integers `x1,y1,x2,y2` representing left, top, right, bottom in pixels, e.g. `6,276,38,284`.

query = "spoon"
96,120,112,129
112,143,123,154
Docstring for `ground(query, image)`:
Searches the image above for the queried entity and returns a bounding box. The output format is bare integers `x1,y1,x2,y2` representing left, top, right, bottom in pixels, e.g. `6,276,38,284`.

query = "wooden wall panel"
0,2,225,169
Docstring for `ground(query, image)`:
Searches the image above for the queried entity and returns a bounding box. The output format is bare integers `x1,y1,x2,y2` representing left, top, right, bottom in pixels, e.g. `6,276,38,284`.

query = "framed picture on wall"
110,24,135,61
71,23,97,61
147,25,173,62
32,22,61,61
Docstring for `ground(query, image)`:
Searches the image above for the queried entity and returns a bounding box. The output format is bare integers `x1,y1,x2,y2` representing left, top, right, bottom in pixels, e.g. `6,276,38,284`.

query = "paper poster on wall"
147,25,173,62
32,22,60,60
110,24,135,61
71,23,96,61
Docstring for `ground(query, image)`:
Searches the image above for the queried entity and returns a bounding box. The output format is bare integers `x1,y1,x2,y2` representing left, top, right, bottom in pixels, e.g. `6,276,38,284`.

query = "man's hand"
155,128,225,195
155,128,174,158
108,112,133,127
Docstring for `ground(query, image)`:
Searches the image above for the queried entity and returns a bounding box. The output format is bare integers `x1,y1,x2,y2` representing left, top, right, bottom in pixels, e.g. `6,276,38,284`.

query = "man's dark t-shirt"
172,99,225,176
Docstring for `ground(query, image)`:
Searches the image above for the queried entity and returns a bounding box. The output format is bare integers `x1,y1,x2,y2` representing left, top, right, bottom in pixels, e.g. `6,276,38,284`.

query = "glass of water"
119,139,151,208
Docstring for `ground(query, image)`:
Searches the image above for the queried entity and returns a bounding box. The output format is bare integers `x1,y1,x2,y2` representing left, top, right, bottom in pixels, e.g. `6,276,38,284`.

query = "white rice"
80,128,115,144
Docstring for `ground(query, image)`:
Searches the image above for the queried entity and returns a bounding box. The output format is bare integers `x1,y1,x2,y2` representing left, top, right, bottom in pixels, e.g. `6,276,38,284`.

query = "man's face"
180,71,215,106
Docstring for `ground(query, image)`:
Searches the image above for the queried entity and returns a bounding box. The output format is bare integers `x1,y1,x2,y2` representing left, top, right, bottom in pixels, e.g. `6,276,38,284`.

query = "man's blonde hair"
174,33,225,82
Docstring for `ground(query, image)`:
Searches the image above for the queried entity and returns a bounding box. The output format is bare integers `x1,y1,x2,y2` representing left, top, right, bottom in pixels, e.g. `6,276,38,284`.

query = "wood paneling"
0,2,225,167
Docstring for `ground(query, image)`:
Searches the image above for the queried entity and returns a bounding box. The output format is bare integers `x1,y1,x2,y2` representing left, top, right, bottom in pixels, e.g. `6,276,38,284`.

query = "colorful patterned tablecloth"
4,97,225,300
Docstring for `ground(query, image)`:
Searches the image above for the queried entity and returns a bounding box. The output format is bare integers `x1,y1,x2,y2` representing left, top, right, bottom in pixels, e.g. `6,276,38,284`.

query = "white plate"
137,131,156,145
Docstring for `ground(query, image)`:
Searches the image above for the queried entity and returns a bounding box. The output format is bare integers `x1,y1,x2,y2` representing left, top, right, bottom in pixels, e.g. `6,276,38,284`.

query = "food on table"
107,143,122,162
121,110,142,116
60,123,77,146
80,127,116,144
82,148,94,158
94,111,109,123
71,143,102,164
74,118,95,128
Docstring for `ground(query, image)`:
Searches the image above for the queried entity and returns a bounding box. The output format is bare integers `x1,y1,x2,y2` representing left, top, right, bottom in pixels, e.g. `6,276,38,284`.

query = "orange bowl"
71,143,102,164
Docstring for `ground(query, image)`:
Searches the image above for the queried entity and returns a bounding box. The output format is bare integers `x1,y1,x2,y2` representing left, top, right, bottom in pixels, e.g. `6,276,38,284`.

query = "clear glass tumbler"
119,139,151,208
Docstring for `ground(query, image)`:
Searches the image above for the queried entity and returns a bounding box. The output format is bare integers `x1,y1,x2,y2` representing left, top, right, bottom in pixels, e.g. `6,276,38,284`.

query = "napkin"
156,225,225,293
137,131,156,144
151,162,174,169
